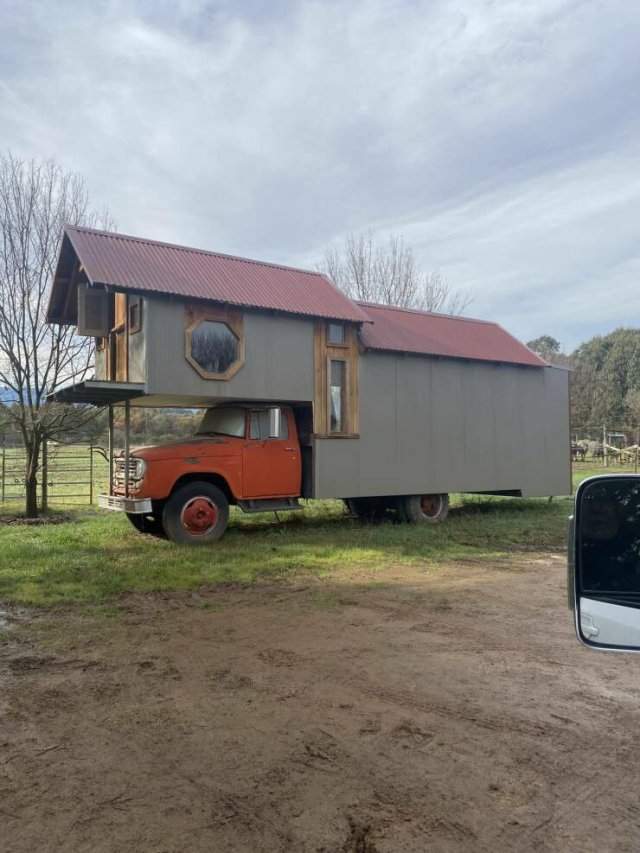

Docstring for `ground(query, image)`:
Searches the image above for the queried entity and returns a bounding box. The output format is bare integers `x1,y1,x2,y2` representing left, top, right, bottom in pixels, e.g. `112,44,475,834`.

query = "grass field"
0,462,623,607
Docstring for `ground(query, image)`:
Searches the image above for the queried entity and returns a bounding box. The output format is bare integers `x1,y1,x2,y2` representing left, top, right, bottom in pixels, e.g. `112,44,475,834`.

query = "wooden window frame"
327,356,350,435
313,321,359,437
184,304,245,381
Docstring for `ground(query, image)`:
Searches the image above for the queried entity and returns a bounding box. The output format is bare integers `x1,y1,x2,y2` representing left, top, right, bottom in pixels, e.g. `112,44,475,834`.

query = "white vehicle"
569,475,640,651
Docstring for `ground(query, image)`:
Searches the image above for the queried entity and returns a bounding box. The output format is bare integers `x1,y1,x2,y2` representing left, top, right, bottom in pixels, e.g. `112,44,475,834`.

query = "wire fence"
572,424,640,469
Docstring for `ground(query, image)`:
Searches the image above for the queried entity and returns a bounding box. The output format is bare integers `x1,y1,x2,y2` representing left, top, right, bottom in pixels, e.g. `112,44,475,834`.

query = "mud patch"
339,816,380,853
2,554,640,852
258,648,301,667
7,655,56,674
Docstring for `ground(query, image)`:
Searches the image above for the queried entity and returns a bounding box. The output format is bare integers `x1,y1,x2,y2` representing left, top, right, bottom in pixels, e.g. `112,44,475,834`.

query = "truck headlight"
132,457,146,480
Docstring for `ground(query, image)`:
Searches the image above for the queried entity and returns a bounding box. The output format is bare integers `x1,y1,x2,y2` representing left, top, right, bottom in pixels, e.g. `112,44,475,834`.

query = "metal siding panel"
145,297,314,403
313,353,570,499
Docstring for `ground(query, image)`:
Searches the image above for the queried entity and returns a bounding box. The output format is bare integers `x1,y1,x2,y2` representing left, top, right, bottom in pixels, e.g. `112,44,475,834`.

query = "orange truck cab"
99,404,303,544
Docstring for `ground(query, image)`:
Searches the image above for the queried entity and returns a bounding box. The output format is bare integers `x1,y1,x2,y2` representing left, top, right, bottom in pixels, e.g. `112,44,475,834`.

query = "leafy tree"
625,389,640,425
571,329,640,426
526,335,561,361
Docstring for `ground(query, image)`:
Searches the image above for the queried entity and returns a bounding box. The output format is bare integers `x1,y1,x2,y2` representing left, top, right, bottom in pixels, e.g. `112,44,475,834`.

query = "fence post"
636,429,639,475
89,445,94,505
1,439,5,504
603,424,607,467
41,439,48,513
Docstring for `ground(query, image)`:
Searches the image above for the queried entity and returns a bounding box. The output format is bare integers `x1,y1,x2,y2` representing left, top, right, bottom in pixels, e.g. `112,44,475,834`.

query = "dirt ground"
2,553,640,852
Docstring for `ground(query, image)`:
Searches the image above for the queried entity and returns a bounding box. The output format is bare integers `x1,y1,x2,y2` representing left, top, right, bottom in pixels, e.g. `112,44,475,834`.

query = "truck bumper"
98,494,153,514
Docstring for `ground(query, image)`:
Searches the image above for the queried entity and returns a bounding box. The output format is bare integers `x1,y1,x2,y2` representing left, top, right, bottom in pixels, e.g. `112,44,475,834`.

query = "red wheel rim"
180,496,218,535
420,494,441,518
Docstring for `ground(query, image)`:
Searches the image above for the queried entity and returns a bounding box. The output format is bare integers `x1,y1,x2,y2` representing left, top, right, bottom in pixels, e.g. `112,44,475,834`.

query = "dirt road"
1,554,640,852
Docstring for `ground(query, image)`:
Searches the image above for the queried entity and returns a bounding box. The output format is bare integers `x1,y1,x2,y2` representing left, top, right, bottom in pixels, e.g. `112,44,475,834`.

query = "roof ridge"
65,224,328,280
356,300,497,327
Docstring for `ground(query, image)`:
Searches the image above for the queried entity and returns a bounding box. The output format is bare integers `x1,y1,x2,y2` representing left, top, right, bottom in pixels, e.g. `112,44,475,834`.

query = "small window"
190,321,239,375
250,408,288,440
128,296,142,334
329,360,347,433
327,322,346,345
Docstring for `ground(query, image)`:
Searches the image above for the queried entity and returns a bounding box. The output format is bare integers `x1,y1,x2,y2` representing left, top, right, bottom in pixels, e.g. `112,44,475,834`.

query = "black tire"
344,497,391,521
126,512,166,538
162,481,229,545
400,494,449,524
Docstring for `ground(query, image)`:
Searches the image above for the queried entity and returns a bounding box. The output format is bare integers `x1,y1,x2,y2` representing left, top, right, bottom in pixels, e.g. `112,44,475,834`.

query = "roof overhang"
47,225,372,327
47,380,146,406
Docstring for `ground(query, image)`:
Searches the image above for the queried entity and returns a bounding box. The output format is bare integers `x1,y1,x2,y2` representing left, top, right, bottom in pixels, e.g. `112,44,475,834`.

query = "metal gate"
0,441,108,507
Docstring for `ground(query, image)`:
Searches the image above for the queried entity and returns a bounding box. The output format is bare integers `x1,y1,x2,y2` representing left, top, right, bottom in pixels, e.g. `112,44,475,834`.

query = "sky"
1,0,639,350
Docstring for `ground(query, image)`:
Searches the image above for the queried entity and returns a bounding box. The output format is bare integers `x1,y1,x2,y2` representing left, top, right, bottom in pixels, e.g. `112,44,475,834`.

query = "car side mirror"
570,475,640,651
268,407,281,439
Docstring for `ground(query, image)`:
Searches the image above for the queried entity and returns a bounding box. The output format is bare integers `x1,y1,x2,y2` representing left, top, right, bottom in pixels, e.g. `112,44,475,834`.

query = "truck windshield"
196,407,246,438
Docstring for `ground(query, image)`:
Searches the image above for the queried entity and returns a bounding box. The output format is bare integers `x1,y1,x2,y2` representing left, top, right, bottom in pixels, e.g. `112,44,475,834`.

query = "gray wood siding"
145,297,314,402
313,353,570,499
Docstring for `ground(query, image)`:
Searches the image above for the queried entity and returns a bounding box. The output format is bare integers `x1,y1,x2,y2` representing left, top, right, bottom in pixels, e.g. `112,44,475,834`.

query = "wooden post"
636,428,639,475
89,444,94,505
41,439,48,513
124,400,130,498
1,439,5,504
603,424,607,467
108,404,114,496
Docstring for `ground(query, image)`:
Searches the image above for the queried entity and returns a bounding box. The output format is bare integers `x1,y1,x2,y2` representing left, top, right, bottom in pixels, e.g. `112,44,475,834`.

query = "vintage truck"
105,403,451,544
47,225,571,545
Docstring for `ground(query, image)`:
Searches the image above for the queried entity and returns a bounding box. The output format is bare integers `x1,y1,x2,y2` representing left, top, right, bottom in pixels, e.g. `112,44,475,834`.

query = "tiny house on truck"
47,225,571,544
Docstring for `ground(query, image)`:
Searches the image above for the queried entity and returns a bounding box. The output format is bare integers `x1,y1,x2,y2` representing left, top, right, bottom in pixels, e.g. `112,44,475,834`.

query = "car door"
242,408,300,498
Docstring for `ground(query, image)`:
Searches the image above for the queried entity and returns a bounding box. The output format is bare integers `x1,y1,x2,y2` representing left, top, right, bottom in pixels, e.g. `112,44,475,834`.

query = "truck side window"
250,408,288,440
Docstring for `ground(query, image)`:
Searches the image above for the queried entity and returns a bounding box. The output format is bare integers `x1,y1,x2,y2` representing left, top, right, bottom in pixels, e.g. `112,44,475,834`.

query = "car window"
249,408,288,440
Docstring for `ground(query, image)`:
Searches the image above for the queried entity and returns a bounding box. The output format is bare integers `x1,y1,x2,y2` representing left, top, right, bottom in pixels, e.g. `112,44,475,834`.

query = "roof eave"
361,344,546,368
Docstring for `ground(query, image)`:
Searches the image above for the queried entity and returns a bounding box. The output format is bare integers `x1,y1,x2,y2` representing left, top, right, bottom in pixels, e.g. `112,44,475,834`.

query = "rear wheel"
162,482,229,545
126,512,166,538
400,493,449,524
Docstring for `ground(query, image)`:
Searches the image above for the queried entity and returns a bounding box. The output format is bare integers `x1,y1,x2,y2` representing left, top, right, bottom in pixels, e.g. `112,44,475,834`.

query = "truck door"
242,408,301,498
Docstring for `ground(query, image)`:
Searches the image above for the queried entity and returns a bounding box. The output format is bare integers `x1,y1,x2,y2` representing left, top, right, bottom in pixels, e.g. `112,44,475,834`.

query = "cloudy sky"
2,0,639,349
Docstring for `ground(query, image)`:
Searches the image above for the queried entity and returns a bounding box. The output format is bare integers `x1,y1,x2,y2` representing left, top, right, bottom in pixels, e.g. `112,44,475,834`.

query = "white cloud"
1,0,639,349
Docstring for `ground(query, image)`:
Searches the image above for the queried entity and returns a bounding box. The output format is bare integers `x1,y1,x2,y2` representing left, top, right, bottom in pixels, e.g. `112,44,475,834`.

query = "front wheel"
399,494,449,524
126,512,166,538
162,482,229,545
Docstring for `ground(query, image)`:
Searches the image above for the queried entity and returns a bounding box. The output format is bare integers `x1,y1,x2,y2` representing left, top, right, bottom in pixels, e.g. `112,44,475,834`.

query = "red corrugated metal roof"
58,226,370,324
358,302,546,367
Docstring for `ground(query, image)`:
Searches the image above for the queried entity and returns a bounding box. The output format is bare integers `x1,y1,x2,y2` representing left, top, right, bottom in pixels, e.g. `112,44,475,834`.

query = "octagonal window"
190,320,239,375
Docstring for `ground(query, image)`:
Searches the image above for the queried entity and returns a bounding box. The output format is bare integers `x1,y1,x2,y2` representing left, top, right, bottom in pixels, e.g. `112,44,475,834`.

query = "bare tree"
319,232,471,314
0,153,112,517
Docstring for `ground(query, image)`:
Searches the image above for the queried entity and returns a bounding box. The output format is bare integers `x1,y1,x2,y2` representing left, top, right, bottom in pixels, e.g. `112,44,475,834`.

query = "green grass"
0,463,625,608
0,494,574,606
